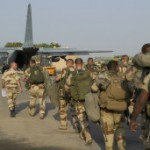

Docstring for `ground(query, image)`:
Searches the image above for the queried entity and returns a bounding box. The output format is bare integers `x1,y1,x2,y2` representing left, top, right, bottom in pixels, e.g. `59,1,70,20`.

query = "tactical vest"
29,66,45,84
100,72,129,111
71,69,93,101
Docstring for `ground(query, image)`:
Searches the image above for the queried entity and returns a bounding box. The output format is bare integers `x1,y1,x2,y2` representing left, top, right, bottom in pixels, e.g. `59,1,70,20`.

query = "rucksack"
133,53,150,68
85,92,100,122
29,66,45,84
71,70,93,101
100,72,129,111
43,71,59,107
106,73,129,100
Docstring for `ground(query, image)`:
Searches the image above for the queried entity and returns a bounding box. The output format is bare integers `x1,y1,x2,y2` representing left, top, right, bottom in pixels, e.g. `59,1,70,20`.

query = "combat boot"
79,130,85,140
83,128,93,145
28,106,36,117
59,121,68,130
39,113,45,119
10,108,16,118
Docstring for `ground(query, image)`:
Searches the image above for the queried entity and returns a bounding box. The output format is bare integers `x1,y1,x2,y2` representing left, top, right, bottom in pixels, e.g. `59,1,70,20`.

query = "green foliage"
34,42,61,48
5,42,61,48
5,42,23,47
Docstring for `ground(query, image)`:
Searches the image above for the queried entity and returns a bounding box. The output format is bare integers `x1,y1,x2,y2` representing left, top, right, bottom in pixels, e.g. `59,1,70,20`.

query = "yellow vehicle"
31,55,57,76
43,66,56,76
41,55,57,76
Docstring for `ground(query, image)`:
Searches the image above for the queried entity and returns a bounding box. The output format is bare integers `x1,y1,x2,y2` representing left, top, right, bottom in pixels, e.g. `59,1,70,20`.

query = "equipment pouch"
106,99,127,112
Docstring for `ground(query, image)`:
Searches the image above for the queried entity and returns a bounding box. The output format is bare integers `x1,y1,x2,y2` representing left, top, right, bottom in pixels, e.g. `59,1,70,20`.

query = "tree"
5,42,61,48
5,42,23,47
49,42,61,48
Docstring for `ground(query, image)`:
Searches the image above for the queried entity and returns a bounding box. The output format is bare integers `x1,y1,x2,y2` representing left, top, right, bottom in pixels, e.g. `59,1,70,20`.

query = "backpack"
133,53,150,68
85,92,100,122
100,73,129,111
106,73,129,100
29,66,45,84
43,71,59,107
71,70,93,101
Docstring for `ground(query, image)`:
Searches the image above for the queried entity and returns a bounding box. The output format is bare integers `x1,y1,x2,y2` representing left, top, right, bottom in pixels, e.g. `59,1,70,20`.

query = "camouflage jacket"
85,64,100,73
2,68,20,88
141,73,150,93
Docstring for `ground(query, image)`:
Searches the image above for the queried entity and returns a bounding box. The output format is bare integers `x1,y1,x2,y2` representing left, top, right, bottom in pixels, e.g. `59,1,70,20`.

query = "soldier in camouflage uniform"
25,60,45,119
92,60,132,150
2,62,22,117
118,55,135,125
67,58,93,145
119,55,130,74
130,44,150,149
56,59,77,130
85,57,100,79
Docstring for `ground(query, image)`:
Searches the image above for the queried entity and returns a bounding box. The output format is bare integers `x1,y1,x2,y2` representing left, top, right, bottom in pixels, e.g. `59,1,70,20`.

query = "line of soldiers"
2,44,150,150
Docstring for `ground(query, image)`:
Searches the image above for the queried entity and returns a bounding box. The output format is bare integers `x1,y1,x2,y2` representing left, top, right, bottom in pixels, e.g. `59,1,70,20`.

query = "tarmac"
0,81,144,150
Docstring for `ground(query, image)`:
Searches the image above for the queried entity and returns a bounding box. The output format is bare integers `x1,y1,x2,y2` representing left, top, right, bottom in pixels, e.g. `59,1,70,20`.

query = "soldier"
67,58,93,145
130,74,150,121
85,57,100,79
130,43,150,149
119,55,130,74
118,55,134,125
2,62,22,117
93,60,132,150
130,74,150,149
25,59,46,119
56,59,77,130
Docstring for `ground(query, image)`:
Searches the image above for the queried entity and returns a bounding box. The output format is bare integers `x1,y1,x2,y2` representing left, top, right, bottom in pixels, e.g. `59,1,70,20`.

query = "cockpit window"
0,52,8,65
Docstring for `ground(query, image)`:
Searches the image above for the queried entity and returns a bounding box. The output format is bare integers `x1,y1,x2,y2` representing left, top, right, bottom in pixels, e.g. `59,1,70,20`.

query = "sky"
0,0,150,57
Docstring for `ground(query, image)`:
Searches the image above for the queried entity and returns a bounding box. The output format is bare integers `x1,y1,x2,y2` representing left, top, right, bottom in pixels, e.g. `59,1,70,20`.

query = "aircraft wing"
0,47,22,52
38,48,113,56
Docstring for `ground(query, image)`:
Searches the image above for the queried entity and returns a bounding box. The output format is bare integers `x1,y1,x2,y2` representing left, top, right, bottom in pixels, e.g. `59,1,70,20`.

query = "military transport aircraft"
0,4,113,71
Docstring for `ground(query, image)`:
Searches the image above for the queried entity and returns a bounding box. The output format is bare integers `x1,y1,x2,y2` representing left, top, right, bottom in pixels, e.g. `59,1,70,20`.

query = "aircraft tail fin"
23,4,33,48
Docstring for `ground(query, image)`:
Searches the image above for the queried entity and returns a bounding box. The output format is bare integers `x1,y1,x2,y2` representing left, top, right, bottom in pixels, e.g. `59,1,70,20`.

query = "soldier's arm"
55,69,66,81
131,90,149,121
130,73,150,131
24,68,30,81
16,74,22,93
131,74,150,120
17,79,22,93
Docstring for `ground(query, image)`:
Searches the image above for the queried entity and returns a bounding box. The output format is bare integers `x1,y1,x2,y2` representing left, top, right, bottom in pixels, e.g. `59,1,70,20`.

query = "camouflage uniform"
68,69,93,144
119,64,134,125
25,67,45,118
119,64,130,74
58,67,78,130
85,64,100,80
141,73,150,94
93,71,128,150
2,68,20,111
140,74,150,148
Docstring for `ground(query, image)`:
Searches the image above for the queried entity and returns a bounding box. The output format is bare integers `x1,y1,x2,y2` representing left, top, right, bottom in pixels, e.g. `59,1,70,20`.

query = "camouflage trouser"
59,99,78,129
6,87,18,111
140,113,150,149
74,101,89,131
59,99,68,127
100,110,126,150
29,84,45,116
